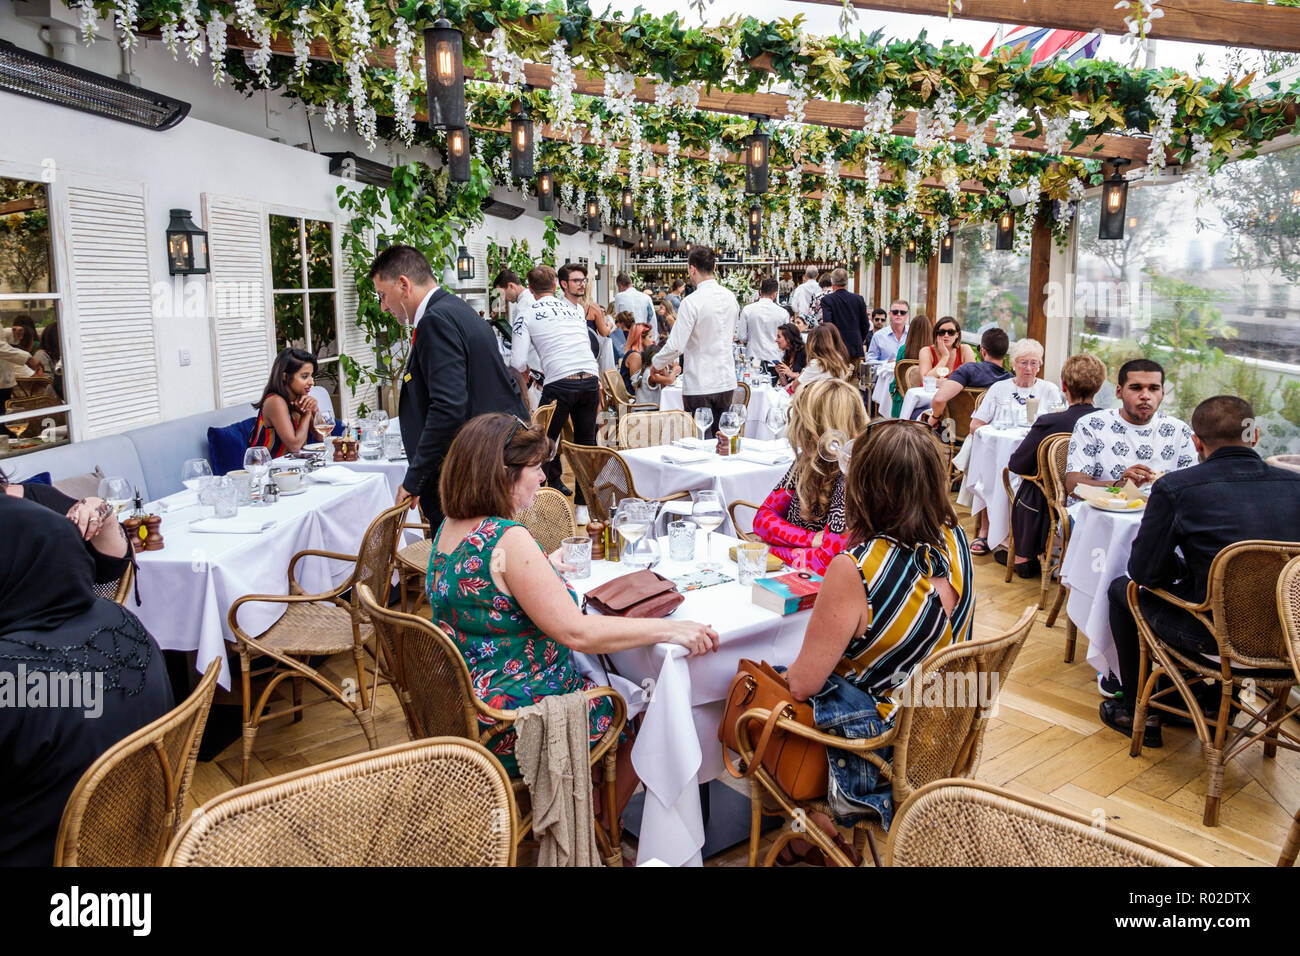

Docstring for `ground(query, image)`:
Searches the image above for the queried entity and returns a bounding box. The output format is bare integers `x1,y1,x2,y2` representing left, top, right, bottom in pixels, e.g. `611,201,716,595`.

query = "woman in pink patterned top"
752,379,866,574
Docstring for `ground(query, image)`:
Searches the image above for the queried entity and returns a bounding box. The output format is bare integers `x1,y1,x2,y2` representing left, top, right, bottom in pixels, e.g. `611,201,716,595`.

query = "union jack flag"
979,26,1102,65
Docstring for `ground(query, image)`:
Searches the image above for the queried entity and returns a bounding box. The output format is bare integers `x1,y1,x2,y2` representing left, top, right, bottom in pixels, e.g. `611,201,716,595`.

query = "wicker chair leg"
240,724,258,786
238,647,256,785
748,779,763,868
1064,618,1077,664
355,706,379,751
352,633,372,712
1264,694,1284,759
1130,654,1159,759
1046,581,1067,629
1038,561,1051,611
1203,747,1225,827
761,827,798,868
1279,808,1300,867
862,827,882,868
1003,526,1015,584
291,676,304,723
602,748,621,856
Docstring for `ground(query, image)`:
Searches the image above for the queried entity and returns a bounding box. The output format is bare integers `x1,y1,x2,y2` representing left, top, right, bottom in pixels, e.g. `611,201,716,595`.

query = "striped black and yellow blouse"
833,524,976,719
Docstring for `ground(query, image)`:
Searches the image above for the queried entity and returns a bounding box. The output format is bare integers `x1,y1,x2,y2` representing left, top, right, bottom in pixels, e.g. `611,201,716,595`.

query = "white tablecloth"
956,424,1030,550
323,446,408,497
619,440,792,535
133,473,395,689
871,362,895,410
898,386,936,421
660,382,788,440
1059,501,1143,679
572,532,809,866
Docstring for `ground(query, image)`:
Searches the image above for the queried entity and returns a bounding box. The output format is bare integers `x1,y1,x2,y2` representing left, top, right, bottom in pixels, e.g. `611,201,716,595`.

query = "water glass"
360,420,383,460
382,431,404,459
736,541,769,586
922,376,938,391
668,520,696,561
561,536,592,580
210,476,238,518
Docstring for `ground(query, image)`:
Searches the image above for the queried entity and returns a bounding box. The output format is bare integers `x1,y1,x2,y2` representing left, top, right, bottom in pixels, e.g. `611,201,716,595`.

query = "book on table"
752,571,823,615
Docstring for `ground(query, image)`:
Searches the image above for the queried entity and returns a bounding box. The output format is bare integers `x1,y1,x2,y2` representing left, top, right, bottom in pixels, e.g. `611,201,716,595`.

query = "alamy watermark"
0,666,103,718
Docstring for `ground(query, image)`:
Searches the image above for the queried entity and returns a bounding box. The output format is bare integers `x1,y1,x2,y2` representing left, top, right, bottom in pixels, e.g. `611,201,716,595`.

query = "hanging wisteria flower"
159,12,179,58
1182,132,1215,207
863,89,894,142
485,27,527,94
964,117,990,168
1116,0,1165,63
292,6,314,81
206,15,228,85
113,0,139,51
549,40,581,143
1145,89,1177,177
323,100,339,131
232,0,273,84
387,19,418,145
75,0,99,43
341,0,377,149
178,0,204,65
786,63,809,127
1039,111,1073,158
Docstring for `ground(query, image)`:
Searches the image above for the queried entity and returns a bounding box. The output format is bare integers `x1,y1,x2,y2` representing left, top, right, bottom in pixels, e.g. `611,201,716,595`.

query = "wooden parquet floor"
187,497,1300,867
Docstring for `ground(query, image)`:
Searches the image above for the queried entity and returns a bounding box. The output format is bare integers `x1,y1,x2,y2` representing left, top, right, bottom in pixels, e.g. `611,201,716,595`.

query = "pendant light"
456,245,474,281
536,168,554,211
446,126,470,183
586,195,600,231
940,228,954,264
620,186,634,222
881,247,893,268
509,94,534,179
424,19,465,130
905,239,917,263
995,208,1015,250
1098,159,1131,241
744,116,770,195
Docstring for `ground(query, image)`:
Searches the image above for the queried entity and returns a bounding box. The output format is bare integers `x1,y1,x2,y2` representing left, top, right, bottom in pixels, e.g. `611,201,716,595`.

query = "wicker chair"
91,562,136,606
357,585,626,864
560,441,690,524
1128,540,1300,827
1040,432,1078,659
54,658,221,866
395,500,433,613
9,375,55,401
602,368,657,423
618,409,697,449
735,605,1036,867
893,359,919,401
927,387,985,479
885,779,1205,867
1277,555,1300,867
516,487,578,553
1001,433,1071,609
732,381,751,408
165,737,518,866
531,400,557,437
227,501,409,784
728,499,763,542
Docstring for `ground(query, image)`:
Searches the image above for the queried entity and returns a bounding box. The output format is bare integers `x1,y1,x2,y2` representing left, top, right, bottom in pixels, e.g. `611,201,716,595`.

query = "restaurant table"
898,385,937,421
571,531,809,866
618,440,793,535
660,382,788,440
956,423,1030,551
1059,500,1143,680
134,471,395,689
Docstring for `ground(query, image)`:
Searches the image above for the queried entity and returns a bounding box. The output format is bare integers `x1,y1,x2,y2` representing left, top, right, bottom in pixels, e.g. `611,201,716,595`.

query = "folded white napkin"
155,490,199,512
670,437,713,450
309,465,369,485
740,438,791,454
189,517,278,534
736,449,794,466
661,450,712,465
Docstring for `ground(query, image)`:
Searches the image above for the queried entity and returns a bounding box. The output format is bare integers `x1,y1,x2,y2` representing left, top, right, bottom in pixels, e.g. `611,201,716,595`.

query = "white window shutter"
203,195,273,408
339,230,377,419
64,183,163,437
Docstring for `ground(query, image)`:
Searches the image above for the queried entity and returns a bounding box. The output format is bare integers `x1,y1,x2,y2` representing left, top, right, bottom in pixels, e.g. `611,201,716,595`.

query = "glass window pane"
1,405,69,459
955,228,1029,344
274,293,307,351
269,215,302,290
0,178,52,295
306,220,334,289
308,292,337,359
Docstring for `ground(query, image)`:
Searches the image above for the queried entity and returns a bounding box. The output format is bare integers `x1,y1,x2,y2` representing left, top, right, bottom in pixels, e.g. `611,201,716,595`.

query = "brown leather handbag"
581,569,684,618
719,659,828,801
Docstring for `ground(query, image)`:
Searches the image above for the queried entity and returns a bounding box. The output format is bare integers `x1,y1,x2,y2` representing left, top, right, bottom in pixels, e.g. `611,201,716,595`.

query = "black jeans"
1108,575,1217,711
540,375,599,505
682,389,733,440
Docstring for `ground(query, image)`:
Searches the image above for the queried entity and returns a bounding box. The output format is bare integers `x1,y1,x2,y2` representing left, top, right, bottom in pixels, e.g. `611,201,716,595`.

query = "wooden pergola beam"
795,0,1300,55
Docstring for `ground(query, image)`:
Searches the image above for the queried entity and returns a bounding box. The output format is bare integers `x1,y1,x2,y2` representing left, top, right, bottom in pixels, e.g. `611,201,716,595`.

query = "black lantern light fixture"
940,228,954,264
509,94,534,179
166,208,209,275
881,247,893,268
1098,158,1131,241
646,211,657,233
669,227,679,248
536,167,554,212
905,239,917,263
446,126,470,183
685,240,693,253
621,186,634,222
586,195,600,231
748,203,762,239
744,115,770,195
995,208,1015,250
424,19,465,130
613,223,623,240
456,245,475,281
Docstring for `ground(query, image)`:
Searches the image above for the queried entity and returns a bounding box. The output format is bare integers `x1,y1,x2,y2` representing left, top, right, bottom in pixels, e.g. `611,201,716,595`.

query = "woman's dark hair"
778,322,804,365
38,321,60,363
254,347,316,411
845,421,956,549
902,314,934,362
439,413,554,520
11,314,37,352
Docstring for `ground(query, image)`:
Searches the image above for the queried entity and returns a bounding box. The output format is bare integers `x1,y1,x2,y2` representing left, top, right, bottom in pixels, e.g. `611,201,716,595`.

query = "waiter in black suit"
369,245,526,526
815,267,869,360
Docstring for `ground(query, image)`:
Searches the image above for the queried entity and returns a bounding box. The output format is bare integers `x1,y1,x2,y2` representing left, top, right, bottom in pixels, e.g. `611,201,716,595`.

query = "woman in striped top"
249,347,321,458
785,419,975,831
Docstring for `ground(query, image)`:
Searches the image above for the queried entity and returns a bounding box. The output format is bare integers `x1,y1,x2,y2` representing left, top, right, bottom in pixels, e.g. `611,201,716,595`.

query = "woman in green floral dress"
426,413,719,785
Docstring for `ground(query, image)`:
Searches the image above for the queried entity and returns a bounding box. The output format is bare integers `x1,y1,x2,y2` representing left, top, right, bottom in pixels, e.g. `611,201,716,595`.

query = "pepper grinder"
122,515,145,552
586,520,605,561
143,514,164,551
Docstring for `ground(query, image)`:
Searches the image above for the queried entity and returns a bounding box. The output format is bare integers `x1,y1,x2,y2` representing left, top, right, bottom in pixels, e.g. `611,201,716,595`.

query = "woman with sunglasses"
427,413,719,813
918,316,977,383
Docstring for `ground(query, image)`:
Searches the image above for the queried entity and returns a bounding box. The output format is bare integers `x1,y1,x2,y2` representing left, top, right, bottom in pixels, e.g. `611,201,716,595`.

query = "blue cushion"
207,418,257,476
26,471,51,485
331,419,345,437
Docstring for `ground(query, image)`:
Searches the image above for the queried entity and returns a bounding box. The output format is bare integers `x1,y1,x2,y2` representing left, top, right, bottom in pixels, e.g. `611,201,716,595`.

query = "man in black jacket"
1100,395,1300,746
815,268,869,360
370,245,526,526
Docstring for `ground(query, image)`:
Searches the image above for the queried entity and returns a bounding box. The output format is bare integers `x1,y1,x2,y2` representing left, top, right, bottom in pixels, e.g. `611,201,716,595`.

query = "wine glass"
764,403,789,439
314,406,336,438
97,476,133,514
818,430,855,476
243,446,271,505
693,406,714,443
613,499,650,564
718,411,742,450
729,402,748,432
181,458,213,492
692,490,725,570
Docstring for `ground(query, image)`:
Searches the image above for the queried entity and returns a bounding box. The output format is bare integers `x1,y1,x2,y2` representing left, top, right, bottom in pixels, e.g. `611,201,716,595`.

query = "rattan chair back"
894,359,919,398
885,779,1204,867
561,441,635,523
4,393,61,417
90,562,135,606
516,487,578,553
946,387,984,441
1280,556,1300,684
1208,541,1300,667
732,382,751,408
350,501,410,614
359,584,480,741
1044,432,1072,506
165,738,517,866
602,368,634,409
618,409,697,448
890,606,1035,804
531,400,557,437
54,658,221,866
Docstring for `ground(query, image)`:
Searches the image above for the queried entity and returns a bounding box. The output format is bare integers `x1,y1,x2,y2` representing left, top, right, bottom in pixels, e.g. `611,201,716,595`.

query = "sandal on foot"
969,536,990,556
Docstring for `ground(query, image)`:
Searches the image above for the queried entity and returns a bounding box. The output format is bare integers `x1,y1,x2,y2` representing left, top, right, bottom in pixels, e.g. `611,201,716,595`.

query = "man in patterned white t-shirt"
1065,357,1197,496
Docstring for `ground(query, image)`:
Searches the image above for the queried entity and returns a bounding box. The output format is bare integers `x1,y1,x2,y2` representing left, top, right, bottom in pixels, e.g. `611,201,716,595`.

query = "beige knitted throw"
515,691,603,867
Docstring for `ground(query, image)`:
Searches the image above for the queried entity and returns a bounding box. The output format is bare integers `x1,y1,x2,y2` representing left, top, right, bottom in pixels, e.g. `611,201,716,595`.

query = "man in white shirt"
788,266,821,319
614,272,657,338
492,268,541,398
866,299,909,368
510,264,600,518
737,276,787,370
1066,357,1197,495
0,329,40,438
652,246,738,439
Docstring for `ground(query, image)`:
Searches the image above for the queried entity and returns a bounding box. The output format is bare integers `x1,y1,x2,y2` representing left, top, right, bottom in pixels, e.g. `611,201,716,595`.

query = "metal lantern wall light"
424,19,465,130
166,208,208,275
586,196,600,231
621,186,634,222
537,168,554,211
446,126,470,183
509,95,534,179
905,239,917,263
881,247,893,268
940,229,954,264
1099,159,1131,241
995,208,1015,250
744,117,770,195
456,245,475,281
